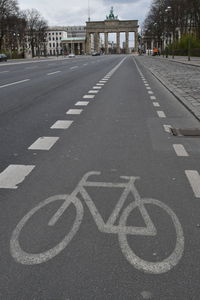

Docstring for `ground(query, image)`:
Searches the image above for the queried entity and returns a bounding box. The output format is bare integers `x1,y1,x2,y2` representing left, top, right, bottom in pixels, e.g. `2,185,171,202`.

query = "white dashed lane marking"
0,165,35,189
185,170,200,198
163,125,172,133
173,144,189,157
75,101,89,106
51,120,73,129
150,96,156,100
66,109,83,114
28,137,59,150
148,91,154,94
47,71,61,76
93,86,101,89
97,83,104,86
0,79,30,89
157,111,166,118
153,102,160,107
88,90,99,94
83,95,95,99
0,70,9,74
70,66,78,70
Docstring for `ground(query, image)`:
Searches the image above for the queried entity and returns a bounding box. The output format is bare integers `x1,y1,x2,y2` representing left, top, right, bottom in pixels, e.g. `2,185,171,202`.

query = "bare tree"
24,9,48,57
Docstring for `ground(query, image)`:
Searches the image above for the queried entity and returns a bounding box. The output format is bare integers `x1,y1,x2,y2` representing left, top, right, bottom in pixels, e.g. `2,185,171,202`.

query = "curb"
136,58,200,122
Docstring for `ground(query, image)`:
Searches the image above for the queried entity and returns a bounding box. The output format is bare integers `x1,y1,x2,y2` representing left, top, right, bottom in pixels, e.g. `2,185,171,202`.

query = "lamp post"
165,6,174,59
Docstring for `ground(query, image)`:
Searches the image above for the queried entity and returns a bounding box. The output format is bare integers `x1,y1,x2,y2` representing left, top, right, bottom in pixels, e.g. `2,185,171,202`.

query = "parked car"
92,52,100,56
0,54,7,62
68,53,75,58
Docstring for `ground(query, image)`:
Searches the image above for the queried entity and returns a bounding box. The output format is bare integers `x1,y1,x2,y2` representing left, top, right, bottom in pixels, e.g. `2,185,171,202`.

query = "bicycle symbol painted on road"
10,171,184,274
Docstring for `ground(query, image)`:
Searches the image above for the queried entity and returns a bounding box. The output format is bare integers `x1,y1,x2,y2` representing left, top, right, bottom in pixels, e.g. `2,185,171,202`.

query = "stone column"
125,31,129,54
78,43,80,55
94,32,99,52
105,32,108,54
116,32,120,54
135,31,138,53
86,32,91,55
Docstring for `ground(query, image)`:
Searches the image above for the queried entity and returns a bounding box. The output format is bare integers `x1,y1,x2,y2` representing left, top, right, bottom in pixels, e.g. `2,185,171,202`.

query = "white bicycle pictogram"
10,171,184,274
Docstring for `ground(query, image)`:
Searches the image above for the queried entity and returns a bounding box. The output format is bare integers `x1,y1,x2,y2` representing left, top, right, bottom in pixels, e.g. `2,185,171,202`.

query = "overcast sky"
18,0,152,27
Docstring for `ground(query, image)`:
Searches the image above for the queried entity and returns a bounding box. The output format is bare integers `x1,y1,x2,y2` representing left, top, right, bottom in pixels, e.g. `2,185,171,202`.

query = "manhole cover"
171,128,200,137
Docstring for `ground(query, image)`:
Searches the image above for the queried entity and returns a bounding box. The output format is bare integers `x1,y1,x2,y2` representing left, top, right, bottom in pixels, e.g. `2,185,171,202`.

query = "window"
53,43,55,47
56,37,58,40
56,32,58,35
59,32,61,35
60,37,62,40
56,43,58,47
49,37,51,41
49,43,51,47
49,32,51,35
52,32,54,35
52,37,55,41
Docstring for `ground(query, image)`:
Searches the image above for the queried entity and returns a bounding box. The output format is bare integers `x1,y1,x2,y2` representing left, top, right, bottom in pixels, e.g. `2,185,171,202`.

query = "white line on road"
153,102,160,107
157,111,166,118
75,101,89,106
83,63,88,66
163,125,172,133
0,70,9,74
83,95,95,99
99,81,107,83
47,71,61,76
97,83,104,86
0,79,30,89
0,165,35,189
185,170,200,198
66,109,83,114
93,86,101,89
173,144,189,157
148,91,154,94
150,96,156,100
88,90,99,94
28,137,59,150
70,66,78,70
146,87,151,90
51,120,73,129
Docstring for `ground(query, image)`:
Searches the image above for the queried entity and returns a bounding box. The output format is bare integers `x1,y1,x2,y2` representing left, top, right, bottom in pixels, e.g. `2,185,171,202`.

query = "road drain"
171,128,200,137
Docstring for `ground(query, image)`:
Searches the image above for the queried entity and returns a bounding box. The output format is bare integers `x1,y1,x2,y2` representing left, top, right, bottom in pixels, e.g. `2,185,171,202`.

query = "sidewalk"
136,55,200,121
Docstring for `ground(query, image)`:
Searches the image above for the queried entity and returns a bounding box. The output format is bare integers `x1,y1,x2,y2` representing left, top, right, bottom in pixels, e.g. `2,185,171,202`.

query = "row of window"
49,43,62,48
48,32,62,35
49,37,62,41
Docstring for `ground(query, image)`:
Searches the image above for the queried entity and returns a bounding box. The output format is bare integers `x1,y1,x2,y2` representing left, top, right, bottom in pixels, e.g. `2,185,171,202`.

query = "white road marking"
83,95,95,99
10,171,184,271
51,120,73,129
146,87,151,90
163,125,172,133
185,170,200,198
83,63,88,66
47,71,61,76
0,70,9,73
157,111,166,118
75,101,89,106
97,83,104,86
66,109,83,114
144,84,149,86
28,137,59,150
153,102,160,107
99,81,107,83
93,86,101,89
173,144,189,157
0,79,30,89
88,90,99,94
70,66,78,70
148,91,153,94
0,165,35,189
150,96,156,100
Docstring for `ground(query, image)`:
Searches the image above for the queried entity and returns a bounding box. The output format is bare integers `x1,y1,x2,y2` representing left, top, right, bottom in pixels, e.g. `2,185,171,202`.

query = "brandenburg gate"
86,8,139,55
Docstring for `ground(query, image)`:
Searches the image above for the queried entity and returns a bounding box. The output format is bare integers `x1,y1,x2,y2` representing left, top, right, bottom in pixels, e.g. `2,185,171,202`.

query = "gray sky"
18,0,152,27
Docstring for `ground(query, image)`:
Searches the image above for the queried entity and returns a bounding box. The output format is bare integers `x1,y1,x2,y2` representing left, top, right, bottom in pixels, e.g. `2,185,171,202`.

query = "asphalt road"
0,55,200,299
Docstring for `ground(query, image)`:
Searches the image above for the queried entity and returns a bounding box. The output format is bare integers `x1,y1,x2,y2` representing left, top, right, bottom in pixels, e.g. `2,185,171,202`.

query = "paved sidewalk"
136,55,200,121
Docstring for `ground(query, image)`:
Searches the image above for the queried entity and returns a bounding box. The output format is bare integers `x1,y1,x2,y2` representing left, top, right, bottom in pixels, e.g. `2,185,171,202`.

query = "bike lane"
0,55,200,299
